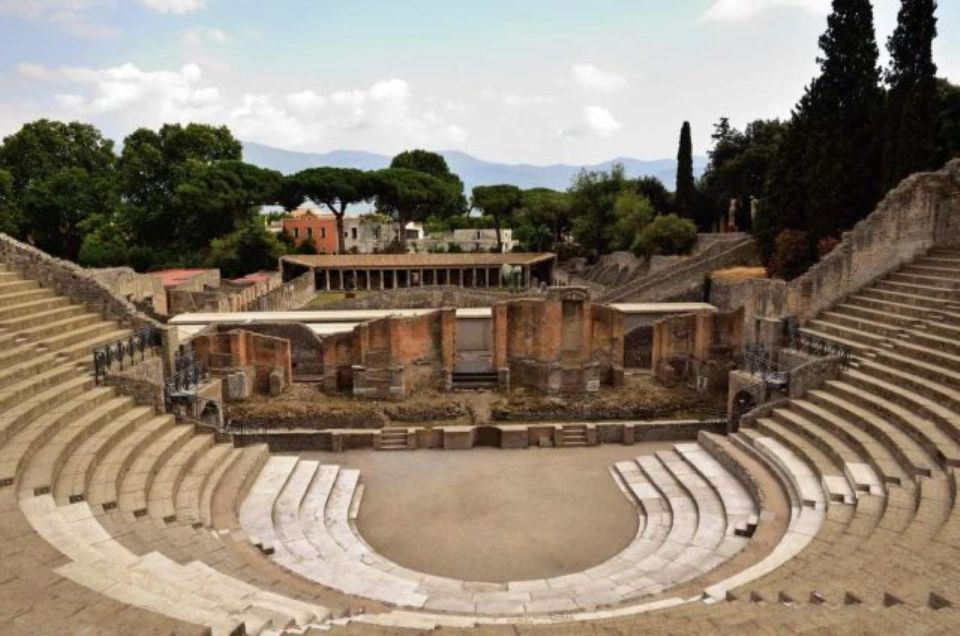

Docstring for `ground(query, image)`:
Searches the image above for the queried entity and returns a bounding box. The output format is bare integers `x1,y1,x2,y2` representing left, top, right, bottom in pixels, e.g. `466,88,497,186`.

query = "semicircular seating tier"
1,245,960,635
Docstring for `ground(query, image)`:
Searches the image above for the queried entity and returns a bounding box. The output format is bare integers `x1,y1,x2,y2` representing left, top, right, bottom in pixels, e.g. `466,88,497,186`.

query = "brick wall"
193,329,293,396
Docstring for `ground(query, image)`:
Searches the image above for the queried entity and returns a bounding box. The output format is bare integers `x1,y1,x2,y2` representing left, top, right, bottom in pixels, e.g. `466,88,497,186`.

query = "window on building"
351,228,358,240
320,228,326,239
294,228,299,239
307,227,313,239
476,231,481,240
373,227,381,239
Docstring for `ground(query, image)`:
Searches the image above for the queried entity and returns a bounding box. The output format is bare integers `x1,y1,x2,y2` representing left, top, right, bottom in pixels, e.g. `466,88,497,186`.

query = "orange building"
282,211,339,253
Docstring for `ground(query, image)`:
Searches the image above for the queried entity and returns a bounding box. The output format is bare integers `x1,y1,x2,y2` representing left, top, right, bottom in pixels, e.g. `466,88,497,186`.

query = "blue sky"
1,0,958,164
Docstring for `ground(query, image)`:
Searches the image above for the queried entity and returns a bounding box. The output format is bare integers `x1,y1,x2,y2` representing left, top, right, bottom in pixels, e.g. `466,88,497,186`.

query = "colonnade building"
280,253,556,290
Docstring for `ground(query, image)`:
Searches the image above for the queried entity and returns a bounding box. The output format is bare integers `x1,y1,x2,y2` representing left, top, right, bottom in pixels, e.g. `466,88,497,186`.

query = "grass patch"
711,266,767,283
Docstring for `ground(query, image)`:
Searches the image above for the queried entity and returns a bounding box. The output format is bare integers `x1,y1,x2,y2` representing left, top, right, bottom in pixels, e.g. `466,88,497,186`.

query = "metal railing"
93,325,162,385
740,343,790,393
785,319,853,369
163,360,208,405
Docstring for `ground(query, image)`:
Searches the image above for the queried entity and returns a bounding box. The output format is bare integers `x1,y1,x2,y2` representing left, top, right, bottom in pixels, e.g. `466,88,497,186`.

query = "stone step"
788,398,908,487
756,417,854,504
859,286,957,312
830,375,960,468
201,443,269,529
0,351,65,392
799,327,960,389
0,373,94,451
873,279,958,301
174,443,238,527
820,310,960,356
87,414,178,508
808,319,960,371
0,295,72,320
832,302,960,340
148,432,217,522
737,430,826,511
118,424,197,515
4,390,128,494
54,405,159,505
0,287,56,308
34,320,125,354
807,388,938,480
0,303,87,332
239,455,300,555
0,280,40,296
676,438,759,535
0,362,88,417
852,359,960,426
888,272,960,290
847,293,960,324
902,263,960,280
13,311,103,342
0,270,20,283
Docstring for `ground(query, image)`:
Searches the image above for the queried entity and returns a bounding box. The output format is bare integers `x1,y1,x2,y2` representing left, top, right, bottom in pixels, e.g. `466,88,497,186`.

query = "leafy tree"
515,188,572,251
701,118,787,232
883,0,939,189
372,168,458,246
610,191,655,251
118,123,242,249
281,167,376,253
632,214,697,258
0,169,18,236
935,78,960,164
675,121,696,222
390,149,466,218
207,219,288,279
569,164,630,254
78,215,129,267
768,0,883,244
635,177,673,216
471,184,522,251
172,160,283,249
0,120,118,259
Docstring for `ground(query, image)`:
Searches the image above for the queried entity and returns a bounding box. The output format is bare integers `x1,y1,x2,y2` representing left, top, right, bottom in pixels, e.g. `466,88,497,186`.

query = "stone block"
442,426,475,450
499,427,528,449
224,370,252,402
268,368,284,396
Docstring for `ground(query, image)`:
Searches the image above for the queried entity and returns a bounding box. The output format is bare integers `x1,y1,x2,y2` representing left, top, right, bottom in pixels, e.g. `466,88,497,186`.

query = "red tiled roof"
150,269,215,288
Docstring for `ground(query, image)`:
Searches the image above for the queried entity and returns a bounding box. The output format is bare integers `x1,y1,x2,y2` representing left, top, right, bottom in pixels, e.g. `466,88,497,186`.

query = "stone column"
324,269,330,291
483,268,489,287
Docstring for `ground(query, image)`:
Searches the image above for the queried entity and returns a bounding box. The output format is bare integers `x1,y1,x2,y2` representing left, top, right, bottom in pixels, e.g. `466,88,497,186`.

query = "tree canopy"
471,184,522,252
372,168,459,245
282,167,376,253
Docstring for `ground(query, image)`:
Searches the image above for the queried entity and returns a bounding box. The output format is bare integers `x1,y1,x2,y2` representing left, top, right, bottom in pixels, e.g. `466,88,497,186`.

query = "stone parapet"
0,232,157,330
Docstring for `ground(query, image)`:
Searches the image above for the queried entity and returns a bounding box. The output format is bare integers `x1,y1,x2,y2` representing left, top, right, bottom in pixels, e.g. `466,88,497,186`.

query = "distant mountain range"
243,142,707,192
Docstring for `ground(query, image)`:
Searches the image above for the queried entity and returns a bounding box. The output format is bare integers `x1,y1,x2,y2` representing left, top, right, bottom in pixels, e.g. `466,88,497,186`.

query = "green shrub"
631,214,697,258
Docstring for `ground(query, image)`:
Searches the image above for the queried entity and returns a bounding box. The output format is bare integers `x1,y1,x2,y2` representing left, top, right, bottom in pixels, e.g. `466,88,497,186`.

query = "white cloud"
503,94,554,107
16,61,466,152
140,0,206,14
701,0,830,21
19,62,221,125
183,27,227,46
571,64,627,92
584,106,622,135
560,106,622,139
0,0,118,38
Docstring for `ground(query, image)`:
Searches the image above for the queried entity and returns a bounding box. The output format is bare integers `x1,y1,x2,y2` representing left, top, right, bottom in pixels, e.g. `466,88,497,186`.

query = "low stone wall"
240,271,315,311
742,158,960,344
87,267,169,317
0,233,157,330
104,356,165,412
600,235,759,303
223,418,728,453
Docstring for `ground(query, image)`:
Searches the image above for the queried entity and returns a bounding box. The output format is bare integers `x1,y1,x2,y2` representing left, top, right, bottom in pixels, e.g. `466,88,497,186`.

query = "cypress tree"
768,0,883,243
675,121,695,222
883,0,939,189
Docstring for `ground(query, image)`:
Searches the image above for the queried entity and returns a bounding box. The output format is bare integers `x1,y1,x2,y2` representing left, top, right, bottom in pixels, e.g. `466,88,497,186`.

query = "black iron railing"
93,326,162,384
164,360,208,405
785,319,852,369
740,343,790,393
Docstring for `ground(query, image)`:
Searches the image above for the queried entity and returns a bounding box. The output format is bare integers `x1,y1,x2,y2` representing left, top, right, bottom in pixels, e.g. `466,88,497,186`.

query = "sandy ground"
299,443,678,583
